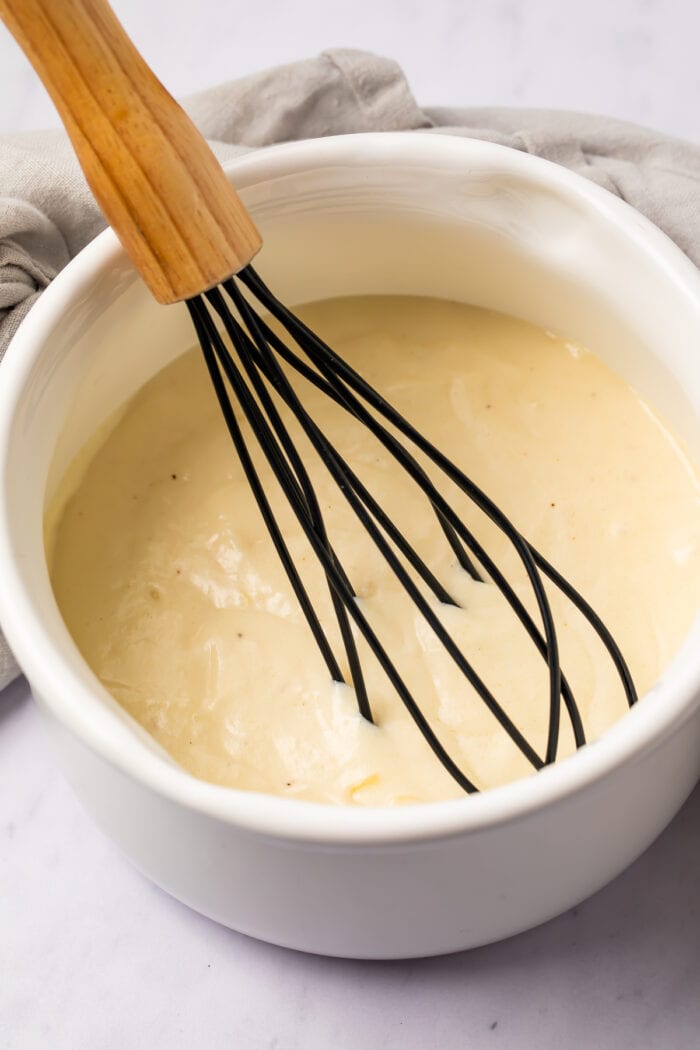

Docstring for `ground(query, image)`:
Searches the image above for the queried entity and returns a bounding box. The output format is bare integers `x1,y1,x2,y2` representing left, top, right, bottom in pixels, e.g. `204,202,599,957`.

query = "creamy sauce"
48,297,700,804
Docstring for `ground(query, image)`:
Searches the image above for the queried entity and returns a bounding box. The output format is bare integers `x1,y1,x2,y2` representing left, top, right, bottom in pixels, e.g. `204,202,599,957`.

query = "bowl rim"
1,129,700,846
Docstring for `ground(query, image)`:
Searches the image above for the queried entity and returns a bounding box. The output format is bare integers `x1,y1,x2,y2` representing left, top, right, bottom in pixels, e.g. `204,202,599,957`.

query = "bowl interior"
46,150,700,489
4,133,700,836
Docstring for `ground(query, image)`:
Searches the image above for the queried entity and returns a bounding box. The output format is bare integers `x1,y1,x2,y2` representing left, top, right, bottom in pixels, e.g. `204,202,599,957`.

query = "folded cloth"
1,48,699,691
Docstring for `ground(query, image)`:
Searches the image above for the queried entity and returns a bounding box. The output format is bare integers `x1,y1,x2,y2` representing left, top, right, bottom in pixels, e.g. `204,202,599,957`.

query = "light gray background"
1,1,699,1048
1,0,700,141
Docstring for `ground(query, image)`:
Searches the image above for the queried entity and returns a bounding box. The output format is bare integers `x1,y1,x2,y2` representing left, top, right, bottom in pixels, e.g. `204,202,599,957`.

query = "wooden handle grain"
0,0,262,303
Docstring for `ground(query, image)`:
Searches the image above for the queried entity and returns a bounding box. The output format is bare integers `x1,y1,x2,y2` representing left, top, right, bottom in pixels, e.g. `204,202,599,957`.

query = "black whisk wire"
237,268,566,761
209,283,544,769
226,280,586,756
237,267,639,740
186,265,638,793
189,295,479,792
187,299,347,691
195,292,372,721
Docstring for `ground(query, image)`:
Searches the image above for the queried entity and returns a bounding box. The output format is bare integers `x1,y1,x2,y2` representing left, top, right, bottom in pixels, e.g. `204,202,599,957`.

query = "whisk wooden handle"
0,0,262,303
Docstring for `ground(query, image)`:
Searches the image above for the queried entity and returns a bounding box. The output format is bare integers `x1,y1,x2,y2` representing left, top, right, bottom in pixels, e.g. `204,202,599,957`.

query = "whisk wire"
221,281,484,582
212,281,547,770
186,266,639,793
200,289,372,720
190,295,480,792
238,267,638,724
209,287,458,608
188,299,347,691
236,267,568,761
226,277,588,753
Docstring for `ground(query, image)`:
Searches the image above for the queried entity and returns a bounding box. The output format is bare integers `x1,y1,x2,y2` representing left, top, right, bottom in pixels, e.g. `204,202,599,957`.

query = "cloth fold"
1,48,699,690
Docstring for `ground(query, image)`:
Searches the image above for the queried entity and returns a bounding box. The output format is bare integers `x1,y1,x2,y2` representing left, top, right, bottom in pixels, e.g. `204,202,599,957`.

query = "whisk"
2,0,637,793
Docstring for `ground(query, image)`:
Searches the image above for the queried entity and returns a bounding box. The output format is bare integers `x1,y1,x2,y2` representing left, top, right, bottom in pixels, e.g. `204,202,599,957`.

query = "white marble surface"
0,0,699,141
1,1,700,1047
2,677,699,1048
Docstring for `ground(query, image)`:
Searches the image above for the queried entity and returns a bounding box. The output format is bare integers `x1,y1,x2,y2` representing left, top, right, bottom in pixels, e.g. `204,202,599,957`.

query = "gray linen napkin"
1,48,699,691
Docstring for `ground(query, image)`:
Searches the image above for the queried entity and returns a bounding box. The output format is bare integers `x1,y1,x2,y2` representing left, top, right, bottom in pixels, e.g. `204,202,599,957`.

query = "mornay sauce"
47,297,700,804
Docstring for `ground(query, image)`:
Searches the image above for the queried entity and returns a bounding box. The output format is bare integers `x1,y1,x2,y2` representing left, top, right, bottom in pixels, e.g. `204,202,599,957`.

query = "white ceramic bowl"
1,133,700,959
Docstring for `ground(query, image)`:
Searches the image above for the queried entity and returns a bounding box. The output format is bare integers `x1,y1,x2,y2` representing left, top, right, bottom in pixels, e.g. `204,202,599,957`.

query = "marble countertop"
1,0,699,141
3,677,699,1048
1,1,699,1047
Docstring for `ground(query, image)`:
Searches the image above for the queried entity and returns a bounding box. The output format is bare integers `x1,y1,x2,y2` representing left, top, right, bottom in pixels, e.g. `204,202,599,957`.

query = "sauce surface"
48,297,700,804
